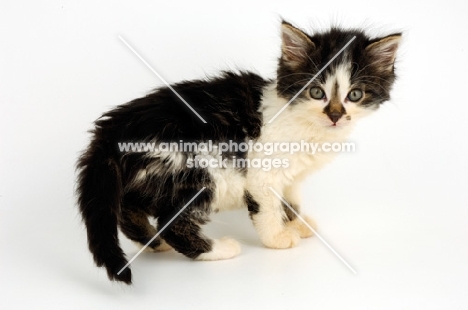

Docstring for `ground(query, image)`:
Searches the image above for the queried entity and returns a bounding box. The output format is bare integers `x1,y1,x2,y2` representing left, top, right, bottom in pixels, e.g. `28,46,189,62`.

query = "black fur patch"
281,200,298,222
244,190,260,217
77,71,267,284
96,71,267,144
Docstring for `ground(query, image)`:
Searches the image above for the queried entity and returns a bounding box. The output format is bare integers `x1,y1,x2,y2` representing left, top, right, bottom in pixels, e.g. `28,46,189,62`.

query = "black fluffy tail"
76,138,131,284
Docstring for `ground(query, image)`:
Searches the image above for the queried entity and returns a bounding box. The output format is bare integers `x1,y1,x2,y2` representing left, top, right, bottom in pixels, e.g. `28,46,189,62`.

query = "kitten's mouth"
329,122,348,128
323,108,347,127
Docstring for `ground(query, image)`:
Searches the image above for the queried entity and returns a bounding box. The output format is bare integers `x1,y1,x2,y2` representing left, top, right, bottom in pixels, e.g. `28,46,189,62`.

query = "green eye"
347,89,363,102
310,87,325,100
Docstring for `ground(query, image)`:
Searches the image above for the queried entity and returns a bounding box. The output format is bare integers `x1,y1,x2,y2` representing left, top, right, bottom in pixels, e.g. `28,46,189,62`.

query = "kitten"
77,20,401,284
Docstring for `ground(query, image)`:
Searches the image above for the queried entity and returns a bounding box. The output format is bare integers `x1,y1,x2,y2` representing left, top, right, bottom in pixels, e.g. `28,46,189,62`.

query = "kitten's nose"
323,102,346,125
327,111,344,124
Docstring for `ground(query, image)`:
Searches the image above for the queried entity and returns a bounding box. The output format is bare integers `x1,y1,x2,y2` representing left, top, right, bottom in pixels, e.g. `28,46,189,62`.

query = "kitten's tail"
76,137,131,284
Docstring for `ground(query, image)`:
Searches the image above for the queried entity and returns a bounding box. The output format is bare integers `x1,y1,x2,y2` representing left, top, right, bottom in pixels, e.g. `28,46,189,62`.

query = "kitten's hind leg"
159,215,241,261
158,194,240,261
119,208,172,252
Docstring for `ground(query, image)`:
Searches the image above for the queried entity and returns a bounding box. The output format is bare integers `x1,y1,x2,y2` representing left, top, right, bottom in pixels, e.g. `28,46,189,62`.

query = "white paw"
196,237,241,261
285,215,317,238
262,227,300,249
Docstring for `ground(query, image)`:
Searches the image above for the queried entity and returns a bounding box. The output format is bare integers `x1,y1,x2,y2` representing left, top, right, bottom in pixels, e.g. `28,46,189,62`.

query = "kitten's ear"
281,21,315,68
365,34,402,72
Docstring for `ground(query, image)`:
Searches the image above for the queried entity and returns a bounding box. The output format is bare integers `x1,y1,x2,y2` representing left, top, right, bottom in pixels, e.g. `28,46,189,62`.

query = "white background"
1,0,468,309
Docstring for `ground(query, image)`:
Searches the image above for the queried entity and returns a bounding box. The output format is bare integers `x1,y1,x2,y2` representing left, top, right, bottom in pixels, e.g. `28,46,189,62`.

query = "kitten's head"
277,21,401,128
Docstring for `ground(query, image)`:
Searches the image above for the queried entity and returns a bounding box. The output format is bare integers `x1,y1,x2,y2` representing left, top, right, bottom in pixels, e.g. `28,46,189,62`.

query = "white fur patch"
196,237,241,260
147,150,186,171
250,82,353,189
243,66,372,249
210,168,246,212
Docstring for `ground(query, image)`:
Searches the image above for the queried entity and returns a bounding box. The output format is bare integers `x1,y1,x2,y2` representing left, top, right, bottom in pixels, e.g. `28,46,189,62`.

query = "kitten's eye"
347,89,363,102
310,87,325,100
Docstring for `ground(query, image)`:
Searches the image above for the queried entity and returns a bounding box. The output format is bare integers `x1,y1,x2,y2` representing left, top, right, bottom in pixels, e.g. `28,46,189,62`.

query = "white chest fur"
211,83,354,211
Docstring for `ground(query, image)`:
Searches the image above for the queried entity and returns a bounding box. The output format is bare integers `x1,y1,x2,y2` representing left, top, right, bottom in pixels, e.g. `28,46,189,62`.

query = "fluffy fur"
76,20,401,284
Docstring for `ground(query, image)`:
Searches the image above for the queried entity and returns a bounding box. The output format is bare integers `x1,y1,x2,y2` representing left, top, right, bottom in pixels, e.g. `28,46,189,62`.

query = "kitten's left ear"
281,21,315,68
365,34,402,72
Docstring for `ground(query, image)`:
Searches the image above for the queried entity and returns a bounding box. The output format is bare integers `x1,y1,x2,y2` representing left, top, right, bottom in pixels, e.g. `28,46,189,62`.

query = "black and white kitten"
77,21,401,284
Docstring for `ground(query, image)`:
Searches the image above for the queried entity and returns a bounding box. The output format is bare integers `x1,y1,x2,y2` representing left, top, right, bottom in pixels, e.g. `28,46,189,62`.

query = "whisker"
279,78,316,95
277,72,315,80
355,75,393,83
355,79,389,92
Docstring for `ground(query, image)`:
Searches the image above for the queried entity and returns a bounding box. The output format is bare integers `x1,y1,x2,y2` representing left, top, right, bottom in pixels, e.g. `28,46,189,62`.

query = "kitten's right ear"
281,21,315,68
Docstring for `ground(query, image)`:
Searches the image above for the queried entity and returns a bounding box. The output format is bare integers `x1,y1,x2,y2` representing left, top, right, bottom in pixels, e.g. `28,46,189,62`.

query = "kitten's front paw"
196,237,241,261
286,215,317,238
262,228,300,249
